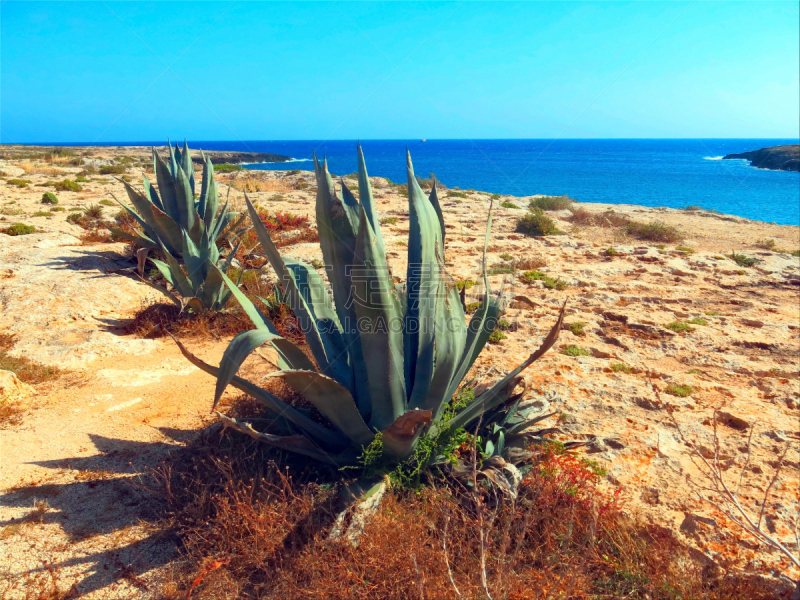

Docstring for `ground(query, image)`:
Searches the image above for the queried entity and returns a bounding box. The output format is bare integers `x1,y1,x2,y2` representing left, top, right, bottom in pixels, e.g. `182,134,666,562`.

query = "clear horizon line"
3,137,799,146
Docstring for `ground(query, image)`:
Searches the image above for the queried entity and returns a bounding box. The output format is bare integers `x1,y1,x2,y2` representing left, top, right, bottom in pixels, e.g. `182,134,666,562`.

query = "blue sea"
72,139,800,225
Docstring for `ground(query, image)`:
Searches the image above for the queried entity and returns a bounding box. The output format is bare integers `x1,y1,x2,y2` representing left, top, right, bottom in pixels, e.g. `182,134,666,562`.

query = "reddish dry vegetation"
152,436,782,600
127,292,305,345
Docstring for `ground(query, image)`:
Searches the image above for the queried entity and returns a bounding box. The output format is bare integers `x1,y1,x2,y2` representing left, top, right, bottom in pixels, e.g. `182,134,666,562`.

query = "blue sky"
1,1,798,142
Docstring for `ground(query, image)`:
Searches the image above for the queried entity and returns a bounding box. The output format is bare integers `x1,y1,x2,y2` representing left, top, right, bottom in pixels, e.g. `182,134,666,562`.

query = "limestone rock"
0,370,34,404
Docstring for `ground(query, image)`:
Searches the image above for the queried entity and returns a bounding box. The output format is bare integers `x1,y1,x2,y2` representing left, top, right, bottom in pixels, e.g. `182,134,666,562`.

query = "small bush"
602,247,619,257
704,310,721,316
99,199,115,206
490,193,500,200
625,220,683,243
675,246,694,254
687,317,707,326
84,204,105,219
295,181,310,190
665,321,694,333
99,164,127,175
610,363,631,374
500,200,519,209
499,252,514,261
514,256,547,271
530,195,574,211
561,345,591,357
665,383,693,397
287,169,301,175
520,270,567,290
2,223,36,236
488,330,506,344
684,205,702,211
727,252,757,268
380,216,398,226
66,212,84,225
790,249,800,257
31,211,52,218
214,163,244,172
41,192,58,205
516,209,562,237
754,238,776,250
6,178,31,188
455,279,475,291
568,322,586,336
465,301,481,313
447,191,467,199
496,318,512,331
487,265,514,275
74,175,90,182
54,179,82,192
50,206,65,212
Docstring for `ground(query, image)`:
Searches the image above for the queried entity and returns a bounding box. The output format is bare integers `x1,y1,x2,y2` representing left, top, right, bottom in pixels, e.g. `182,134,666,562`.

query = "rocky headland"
1,146,799,598
723,144,800,172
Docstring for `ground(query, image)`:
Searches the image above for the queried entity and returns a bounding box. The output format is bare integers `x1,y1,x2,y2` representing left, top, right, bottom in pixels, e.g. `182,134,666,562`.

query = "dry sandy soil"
1,145,798,598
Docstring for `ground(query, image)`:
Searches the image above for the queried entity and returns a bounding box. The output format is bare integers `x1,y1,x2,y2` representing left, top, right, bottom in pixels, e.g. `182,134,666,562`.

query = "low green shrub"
561,345,591,357
666,321,694,333
447,191,467,199
41,192,58,204
488,330,506,344
74,175,90,182
50,206,65,212
530,195,574,211
214,163,244,172
602,247,619,257
568,322,586,336
727,252,757,268
2,223,36,236
675,246,694,254
84,204,105,219
687,317,707,326
684,205,702,211
665,383,693,397
99,164,127,175
520,270,568,290
6,178,31,188
625,220,683,243
99,199,115,206
499,252,514,261
31,211,52,218
380,216,398,226
54,179,82,192
500,200,519,209
610,363,631,374
516,209,562,237
754,238,776,250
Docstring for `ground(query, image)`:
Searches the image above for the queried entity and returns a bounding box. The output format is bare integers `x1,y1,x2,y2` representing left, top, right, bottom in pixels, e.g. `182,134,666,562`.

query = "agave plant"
174,144,564,473
112,141,244,310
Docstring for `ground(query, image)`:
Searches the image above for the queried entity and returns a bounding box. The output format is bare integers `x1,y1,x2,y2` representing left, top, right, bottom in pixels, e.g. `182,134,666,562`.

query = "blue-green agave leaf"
153,149,180,222
353,207,406,429
268,370,374,448
404,149,445,408
172,334,346,450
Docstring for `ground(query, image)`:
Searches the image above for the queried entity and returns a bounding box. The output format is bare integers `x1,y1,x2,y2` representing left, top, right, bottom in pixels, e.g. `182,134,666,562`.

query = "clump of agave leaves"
173,144,565,495
112,141,244,310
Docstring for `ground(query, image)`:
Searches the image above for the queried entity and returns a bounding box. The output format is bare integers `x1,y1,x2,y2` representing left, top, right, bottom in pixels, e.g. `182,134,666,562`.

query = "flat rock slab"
0,234,157,369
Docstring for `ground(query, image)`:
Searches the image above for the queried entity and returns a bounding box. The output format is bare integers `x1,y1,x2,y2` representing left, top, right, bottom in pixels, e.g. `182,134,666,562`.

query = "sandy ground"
1,146,799,598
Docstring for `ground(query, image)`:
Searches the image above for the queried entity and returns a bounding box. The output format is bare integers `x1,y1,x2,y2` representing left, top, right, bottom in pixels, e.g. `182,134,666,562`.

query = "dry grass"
0,334,63,385
146,431,780,600
126,302,254,339
568,207,632,228
18,162,66,176
228,174,293,194
513,255,548,271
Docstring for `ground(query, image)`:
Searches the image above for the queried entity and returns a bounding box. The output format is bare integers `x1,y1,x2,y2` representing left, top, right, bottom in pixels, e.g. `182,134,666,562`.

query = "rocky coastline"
723,144,800,172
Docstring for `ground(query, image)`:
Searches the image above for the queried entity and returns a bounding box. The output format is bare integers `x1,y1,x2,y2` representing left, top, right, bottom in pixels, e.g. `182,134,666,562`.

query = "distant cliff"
194,150,291,165
723,144,799,172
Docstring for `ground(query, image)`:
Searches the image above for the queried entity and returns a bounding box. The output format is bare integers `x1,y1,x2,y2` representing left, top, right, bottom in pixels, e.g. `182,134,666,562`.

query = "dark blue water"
62,139,800,225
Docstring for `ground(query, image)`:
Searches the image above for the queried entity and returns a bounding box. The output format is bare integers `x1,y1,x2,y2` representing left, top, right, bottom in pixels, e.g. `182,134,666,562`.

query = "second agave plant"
174,144,563,476
113,141,244,310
